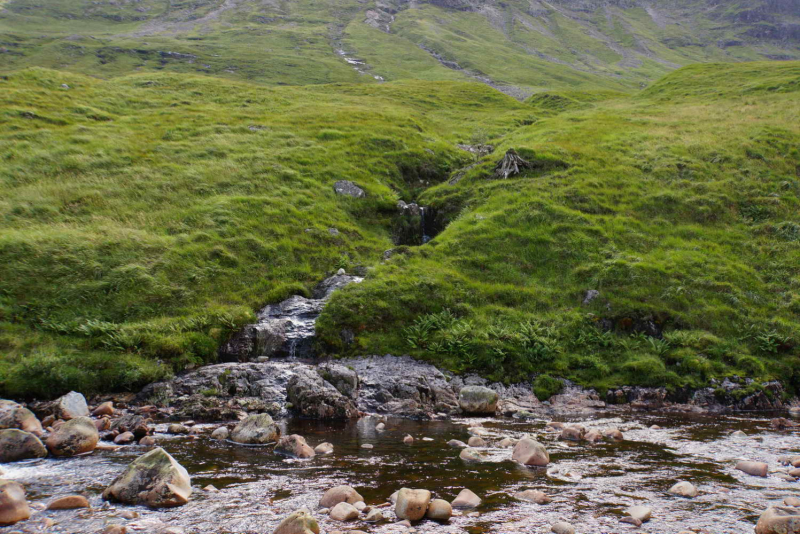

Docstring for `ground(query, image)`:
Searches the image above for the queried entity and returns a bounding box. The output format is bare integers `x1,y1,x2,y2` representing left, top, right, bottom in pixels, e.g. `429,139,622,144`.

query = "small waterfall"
420,206,431,244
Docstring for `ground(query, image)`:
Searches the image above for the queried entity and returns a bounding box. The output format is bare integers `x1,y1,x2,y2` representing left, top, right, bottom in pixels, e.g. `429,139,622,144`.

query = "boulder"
785,497,800,507
317,364,359,399
467,436,486,447
395,488,431,521
602,427,624,441
314,442,334,455
211,427,229,440
458,386,498,414
333,180,366,198
755,506,800,534
92,402,115,417
512,437,549,467
103,447,192,507
47,495,90,510
329,502,359,521
0,400,43,435
560,426,584,442
230,414,280,445
274,509,320,534
0,429,47,462
497,437,517,448
448,439,467,448
114,432,135,445
515,489,551,504
46,416,99,457
0,480,30,526
737,460,768,477
552,522,575,534
426,499,452,521
275,435,315,459
286,369,359,420
365,508,384,522
459,447,483,463
626,505,652,523
669,481,698,498
451,489,481,508
53,391,90,420
584,429,603,443
319,486,363,508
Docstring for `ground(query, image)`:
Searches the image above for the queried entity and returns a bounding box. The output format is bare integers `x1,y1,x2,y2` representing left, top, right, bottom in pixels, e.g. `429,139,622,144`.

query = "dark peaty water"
3,412,799,533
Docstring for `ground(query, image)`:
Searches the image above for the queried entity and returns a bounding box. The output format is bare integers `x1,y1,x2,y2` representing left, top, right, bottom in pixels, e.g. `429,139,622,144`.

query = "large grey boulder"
0,400,43,435
103,447,192,507
318,364,359,399
286,369,358,420
458,386,498,414
274,509,320,534
0,429,47,462
45,416,98,457
333,180,365,198
230,414,280,445
756,506,800,534
53,391,90,420
0,480,30,526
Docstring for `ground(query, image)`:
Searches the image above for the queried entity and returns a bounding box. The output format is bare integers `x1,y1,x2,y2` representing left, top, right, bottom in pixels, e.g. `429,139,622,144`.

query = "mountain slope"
1,0,799,94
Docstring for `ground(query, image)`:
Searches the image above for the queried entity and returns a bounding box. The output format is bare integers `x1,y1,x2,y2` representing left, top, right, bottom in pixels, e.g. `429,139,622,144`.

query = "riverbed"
3,410,799,533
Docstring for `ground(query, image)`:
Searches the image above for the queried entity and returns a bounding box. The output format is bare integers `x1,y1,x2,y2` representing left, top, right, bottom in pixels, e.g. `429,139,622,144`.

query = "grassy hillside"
318,61,800,396
0,67,526,397
1,0,798,95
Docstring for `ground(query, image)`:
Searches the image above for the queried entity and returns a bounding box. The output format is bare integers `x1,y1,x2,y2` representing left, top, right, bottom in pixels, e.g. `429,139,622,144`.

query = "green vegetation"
0,67,527,397
318,62,800,395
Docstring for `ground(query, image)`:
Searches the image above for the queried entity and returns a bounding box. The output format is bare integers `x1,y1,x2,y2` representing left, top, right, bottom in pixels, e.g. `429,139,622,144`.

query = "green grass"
317,61,800,396
0,67,526,397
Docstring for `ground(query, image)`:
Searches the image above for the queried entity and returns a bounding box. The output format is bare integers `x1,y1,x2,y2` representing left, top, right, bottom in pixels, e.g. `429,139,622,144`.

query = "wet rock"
515,489,551,504
426,499,452,521
314,442,334,455
403,435,414,445
785,497,800,507
0,480,30,526
0,400,43,435
102,525,127,534
0,429,47,462
772,417,798,430
287,369,359,420
92,402,115,417
47,495,89,510
458,386,498,414
602,427,624,441
497,437,517,448
211,427,229,440
551,521,575,534
103,447,192,507
626,505,652,523
584,429,603,443
467,436,486,447
560,426,585,442
365,508,383,522
395,488,431,521
512,437,549,467
447,439,467,448
669,481,698,498
755,506,800,534
274,509,320,534
546,422,565,431
53,391,90,420
375,422,385,432
353,501,366,512
451,489,481,508
167,424,190,434
459,447,483,463
46,416,99,456
230,414,280,445
320,486,364,508
737,460,768,477
620,516,642,527
275,434,315,459
731,430,748,438
95,417,110,432
114,432,135,445
329,502,359,521
333,180,366,198
317,364,359,400
139,436,156,446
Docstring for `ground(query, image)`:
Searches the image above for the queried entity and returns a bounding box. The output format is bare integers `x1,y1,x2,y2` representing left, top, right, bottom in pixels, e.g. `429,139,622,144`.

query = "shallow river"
3,411,799,533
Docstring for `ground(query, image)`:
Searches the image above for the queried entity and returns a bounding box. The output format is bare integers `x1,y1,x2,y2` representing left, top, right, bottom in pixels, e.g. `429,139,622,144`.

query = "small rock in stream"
211,426,229,440
274,508,320,534
319,486,364,508
755,506,800,534
512,437,549,467
459,447,483,463
0,480,31,526
448,439,467,448
275,434,315,459
395,488,431,521
426,499,452,521
314,442,334,455
103,447,192,507
329,502,359,521
53,391,90,420
515,489,551,504
403,435,414,445
230,413,280,445
626,505,652,523
451,489,481,508
46,416,99,457
551,521,575,534
0,429,47,462
47,495,90,510
458,386,498,414
737,460,768,477
669,481,698,498
467,436,485,447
